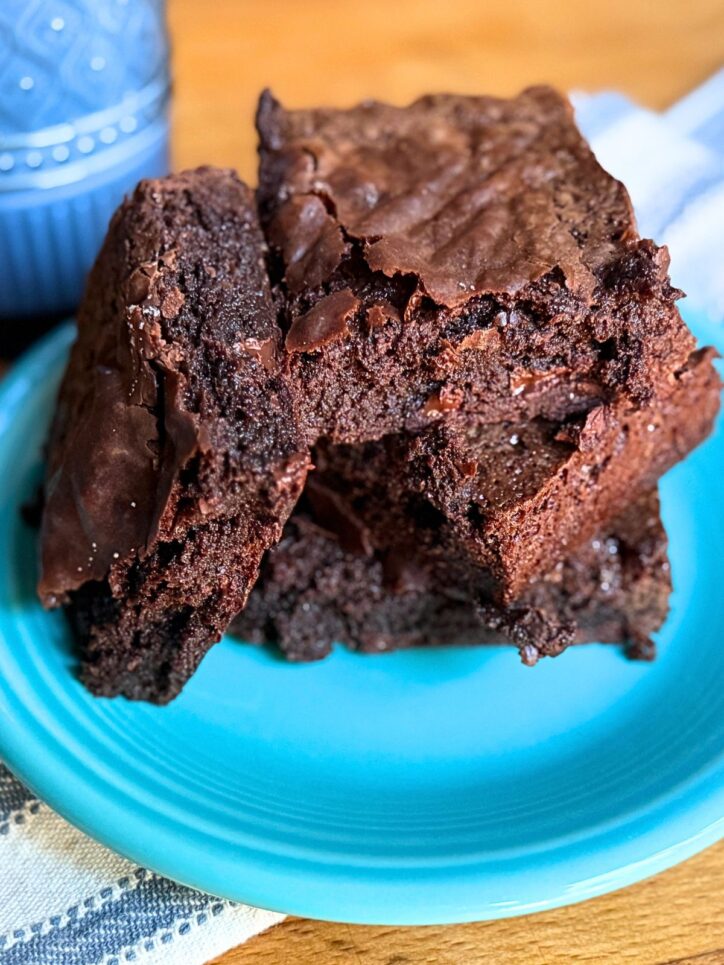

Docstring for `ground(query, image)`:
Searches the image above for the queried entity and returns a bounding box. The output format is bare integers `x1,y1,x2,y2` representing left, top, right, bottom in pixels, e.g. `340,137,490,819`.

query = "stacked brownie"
38,87,721,702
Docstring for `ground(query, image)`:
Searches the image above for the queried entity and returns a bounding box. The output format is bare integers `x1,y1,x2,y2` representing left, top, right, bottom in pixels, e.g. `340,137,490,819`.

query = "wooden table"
169,1,724,961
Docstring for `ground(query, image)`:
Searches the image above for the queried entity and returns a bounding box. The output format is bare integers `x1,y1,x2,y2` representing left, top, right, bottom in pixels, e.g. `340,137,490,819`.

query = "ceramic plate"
0,314,722,925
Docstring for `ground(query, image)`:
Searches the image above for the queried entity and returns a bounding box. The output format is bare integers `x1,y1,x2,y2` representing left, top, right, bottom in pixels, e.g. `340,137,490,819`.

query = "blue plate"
0,315,723,925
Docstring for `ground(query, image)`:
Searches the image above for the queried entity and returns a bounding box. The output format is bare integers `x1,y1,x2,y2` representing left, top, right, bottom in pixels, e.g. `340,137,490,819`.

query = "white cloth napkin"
574,68,724,320
2,72,723,965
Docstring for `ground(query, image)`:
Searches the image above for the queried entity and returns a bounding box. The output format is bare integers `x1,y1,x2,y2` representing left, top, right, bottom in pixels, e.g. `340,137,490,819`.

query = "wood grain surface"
209,842,724,965
176,1,724,961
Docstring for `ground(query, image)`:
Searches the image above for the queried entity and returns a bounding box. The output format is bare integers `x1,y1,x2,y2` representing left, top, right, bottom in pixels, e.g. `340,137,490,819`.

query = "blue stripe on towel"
0,765,36,823
0,874,228,965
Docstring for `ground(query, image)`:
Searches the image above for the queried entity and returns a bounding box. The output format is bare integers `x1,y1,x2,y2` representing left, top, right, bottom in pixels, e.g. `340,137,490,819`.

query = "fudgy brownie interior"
231,487,670,666
230,422,669,663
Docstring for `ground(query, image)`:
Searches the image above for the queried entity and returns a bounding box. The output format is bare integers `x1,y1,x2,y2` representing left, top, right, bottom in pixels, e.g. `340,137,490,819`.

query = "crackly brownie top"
39,167,305,605
256,85,637,309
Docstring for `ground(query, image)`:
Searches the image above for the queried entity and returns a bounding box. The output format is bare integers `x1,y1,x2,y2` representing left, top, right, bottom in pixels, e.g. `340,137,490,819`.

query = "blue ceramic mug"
0,0,171,318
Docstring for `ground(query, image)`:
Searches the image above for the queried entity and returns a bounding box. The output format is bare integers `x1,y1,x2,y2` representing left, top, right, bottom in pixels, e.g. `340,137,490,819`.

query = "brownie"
289,343,717,614
38,168,309,703
257,86,695,444
35,87,720,703
405,347,720,602
232,425,673,664
231,490,670,665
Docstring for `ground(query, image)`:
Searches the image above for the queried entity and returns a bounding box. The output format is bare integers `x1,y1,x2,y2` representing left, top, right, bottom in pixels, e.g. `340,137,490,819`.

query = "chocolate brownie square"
232,423,676,665
257,86,695,444
38,168,308,702
405,347,719,601
294,344,717,611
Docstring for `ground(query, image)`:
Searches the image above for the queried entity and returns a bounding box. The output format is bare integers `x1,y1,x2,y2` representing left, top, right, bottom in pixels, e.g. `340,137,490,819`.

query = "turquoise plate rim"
0,317,723,926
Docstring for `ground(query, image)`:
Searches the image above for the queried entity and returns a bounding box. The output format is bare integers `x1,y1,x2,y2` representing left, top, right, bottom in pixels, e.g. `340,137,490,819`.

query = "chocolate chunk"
421,386,465,417
240,336,277,372
285,288,360,353
381,549,431,594
127,265,157,304
477,604,576,662
365,300,400,331
456,328,500,353
510,367,568,397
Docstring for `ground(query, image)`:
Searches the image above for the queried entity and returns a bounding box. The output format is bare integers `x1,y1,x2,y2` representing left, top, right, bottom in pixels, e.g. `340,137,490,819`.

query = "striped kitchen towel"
2,70,723,965
0,766,283,965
